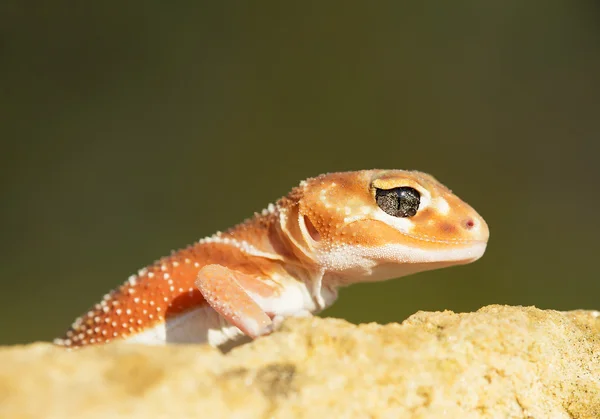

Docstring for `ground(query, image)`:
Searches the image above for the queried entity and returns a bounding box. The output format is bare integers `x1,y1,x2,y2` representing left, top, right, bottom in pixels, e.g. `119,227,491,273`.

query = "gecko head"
287,169,489,283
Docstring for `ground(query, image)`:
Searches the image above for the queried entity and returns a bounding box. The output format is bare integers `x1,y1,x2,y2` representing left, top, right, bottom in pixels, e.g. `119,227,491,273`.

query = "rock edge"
1,305,600,418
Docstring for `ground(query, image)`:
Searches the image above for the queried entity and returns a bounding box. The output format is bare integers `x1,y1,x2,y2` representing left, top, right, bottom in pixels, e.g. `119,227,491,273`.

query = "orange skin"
55,170,489,349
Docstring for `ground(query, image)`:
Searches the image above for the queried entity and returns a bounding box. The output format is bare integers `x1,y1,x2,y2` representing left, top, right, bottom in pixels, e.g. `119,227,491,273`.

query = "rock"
1,305,600,418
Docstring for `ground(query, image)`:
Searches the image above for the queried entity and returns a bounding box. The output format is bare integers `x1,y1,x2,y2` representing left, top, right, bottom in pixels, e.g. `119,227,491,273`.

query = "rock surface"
1,305,600,418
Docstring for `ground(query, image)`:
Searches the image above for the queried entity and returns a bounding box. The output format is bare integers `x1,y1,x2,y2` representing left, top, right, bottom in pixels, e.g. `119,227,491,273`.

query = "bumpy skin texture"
55,170,489,349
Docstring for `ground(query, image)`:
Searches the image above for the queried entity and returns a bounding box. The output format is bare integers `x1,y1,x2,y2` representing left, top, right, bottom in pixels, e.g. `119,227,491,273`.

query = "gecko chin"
326,240,488,284
372,240,488,280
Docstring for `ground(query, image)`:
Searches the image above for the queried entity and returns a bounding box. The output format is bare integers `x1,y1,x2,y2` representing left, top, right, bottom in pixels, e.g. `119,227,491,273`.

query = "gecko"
54,169,489,349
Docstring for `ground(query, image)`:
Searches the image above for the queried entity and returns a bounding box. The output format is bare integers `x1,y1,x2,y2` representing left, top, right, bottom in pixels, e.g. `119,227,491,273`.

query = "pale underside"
124,305,246,347
126,276,330,348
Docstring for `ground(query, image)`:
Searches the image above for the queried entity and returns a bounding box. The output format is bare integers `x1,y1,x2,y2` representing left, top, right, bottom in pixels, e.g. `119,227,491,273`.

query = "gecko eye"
375,187,421,218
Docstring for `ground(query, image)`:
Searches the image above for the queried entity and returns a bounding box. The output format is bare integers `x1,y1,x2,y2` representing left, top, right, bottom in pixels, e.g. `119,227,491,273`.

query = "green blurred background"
2,2,599,345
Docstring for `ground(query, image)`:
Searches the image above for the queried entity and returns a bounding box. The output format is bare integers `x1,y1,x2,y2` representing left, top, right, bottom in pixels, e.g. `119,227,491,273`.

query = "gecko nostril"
464,219,475,230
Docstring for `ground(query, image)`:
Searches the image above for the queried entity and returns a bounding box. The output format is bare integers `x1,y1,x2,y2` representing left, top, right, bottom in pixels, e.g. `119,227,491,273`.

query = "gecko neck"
209,207,335,309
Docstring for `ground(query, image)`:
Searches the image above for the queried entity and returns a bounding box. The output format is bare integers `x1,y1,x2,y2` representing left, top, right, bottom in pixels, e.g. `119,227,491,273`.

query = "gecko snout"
461,215,489,242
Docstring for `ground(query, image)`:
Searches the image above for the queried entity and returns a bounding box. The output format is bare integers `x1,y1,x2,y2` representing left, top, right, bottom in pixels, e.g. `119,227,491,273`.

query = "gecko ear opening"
302,215,321,242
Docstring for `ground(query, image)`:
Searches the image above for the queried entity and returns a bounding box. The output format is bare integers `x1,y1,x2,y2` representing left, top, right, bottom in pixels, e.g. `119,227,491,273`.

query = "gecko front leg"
195,264,281,339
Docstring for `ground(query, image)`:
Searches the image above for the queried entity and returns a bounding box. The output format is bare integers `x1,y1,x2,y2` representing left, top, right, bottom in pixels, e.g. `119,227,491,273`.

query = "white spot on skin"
435,197,450,215
370,210,416,234
343,205,375,224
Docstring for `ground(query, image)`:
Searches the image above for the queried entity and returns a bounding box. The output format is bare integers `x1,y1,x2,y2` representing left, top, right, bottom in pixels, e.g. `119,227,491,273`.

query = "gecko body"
55,170,489,349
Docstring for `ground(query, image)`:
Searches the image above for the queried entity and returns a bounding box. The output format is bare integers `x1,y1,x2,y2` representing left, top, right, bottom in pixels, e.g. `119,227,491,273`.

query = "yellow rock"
1,305,600,418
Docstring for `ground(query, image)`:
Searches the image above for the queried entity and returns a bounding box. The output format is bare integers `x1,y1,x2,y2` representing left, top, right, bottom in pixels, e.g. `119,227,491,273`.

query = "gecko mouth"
394,231,488,246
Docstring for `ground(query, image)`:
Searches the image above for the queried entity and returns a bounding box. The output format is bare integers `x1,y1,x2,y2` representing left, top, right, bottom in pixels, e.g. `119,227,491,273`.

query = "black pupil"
375,187,420,218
